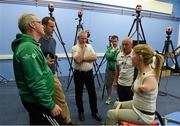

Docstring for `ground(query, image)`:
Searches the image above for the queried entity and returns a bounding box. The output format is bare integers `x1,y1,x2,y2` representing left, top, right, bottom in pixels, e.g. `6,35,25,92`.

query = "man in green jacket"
104,35,122,104
11,14,62,125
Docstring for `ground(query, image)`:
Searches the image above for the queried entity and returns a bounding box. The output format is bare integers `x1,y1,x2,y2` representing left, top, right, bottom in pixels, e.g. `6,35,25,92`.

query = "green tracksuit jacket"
11,33,55,111
105,46,122,71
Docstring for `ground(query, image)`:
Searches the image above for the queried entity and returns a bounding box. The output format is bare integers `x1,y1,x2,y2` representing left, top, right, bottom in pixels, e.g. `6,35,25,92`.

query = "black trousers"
21,99,65,125
117,84,133,102
73,69,98,114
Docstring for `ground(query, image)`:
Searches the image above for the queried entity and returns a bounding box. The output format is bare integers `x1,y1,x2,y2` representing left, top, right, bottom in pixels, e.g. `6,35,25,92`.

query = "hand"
47,58,55,65
80,44,87,50
50,104,62,117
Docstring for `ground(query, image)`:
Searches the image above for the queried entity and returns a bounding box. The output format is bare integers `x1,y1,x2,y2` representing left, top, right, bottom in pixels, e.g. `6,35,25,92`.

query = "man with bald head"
72,31,102,122
113,36,134,101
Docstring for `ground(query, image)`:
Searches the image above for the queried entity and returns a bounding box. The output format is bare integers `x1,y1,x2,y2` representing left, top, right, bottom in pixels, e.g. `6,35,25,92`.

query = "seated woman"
105,44,164,125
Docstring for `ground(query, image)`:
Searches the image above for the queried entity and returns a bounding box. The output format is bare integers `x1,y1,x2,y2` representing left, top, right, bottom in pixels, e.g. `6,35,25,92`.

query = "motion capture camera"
136,5,142,14
78,10,83,18
85,30,92,43
109,36,112,42
85,30,90,38
48,3,54,13
166,26,173,35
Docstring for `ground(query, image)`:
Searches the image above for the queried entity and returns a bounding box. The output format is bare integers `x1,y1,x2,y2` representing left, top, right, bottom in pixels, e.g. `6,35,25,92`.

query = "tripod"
0,74,8,84
162,34,179,70
160,32,180,78
66,11,83,90
86,38,103,88
93,54,104,88
85,31,105,86
158,30,180,96
97,39,112,99
66,11,103,90
128,9,146,45
96,37,112,79
48,4,72,85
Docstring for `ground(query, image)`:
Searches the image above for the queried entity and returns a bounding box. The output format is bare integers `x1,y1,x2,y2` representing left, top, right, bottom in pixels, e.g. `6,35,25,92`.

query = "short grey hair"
18,13,36,33
77,31,87,40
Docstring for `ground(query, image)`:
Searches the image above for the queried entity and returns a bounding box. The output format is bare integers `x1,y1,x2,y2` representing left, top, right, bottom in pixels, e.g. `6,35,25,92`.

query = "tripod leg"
66,24,83,90
139,20,146,43
169,41,179,69
130,31,137,38
157,51,169,96
96,54,106,73
93,62,101,88
66,58,74,90
66,74,74,91
101,82,106,100
161,40,170,69
94,61,104,83
95,54,107,84
66,25,79,90
52,19,74,89
136,18,140,43
0,75,8,84
98,70,104,83
137,31,143,41
128,19,136,37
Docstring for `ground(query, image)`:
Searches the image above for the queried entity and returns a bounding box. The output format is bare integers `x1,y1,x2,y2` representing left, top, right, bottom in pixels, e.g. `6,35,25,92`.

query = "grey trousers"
105,101,146,125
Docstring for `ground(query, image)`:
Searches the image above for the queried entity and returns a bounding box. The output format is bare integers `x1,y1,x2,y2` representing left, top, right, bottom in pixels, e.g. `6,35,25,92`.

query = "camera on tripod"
128,4,146,45
166,26,173,35
136,5,142,15
48,3,54,13
78,10,83,19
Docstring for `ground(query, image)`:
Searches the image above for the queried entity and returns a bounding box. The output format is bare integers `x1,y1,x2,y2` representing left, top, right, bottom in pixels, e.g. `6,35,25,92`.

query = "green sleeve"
105,47,118,61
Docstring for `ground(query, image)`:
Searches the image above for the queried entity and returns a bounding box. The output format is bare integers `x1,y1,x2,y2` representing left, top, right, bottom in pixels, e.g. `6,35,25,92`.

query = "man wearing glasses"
11,14,62,125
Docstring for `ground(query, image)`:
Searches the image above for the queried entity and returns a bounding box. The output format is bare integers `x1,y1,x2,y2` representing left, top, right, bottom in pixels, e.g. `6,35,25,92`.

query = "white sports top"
133,71,158,124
